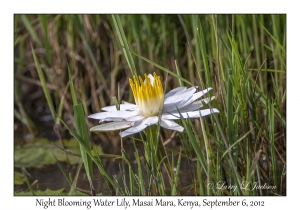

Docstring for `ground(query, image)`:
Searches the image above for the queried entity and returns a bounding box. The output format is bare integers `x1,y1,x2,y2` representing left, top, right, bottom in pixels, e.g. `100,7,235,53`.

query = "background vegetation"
14,14,286,196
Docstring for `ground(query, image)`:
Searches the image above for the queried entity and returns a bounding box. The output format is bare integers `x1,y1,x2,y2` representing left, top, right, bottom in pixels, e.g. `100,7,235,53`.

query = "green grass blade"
191,15,202,74
71,15,107,86
174,60,183,87
121,149,136,195
269,100,278,191
21,15,42,46
68,65,94,192
197,19,211,87
178,15,191,42
32,45,56,122
260,22,286,54
198,117,212,195
112,14,137,77
68,66,78,105
56,112,116,195
69,161,83,196
21,167,35,196
52,153,72,187
227,70,235,153
180,117,207,175
129,51,193,86
73,104,94,190
132,140,145,195
38,14,51,63
171,149,182,195
196,160,205,195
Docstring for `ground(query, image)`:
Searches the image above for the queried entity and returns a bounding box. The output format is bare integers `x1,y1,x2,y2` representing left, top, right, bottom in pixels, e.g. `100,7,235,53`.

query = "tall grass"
14,14,286,195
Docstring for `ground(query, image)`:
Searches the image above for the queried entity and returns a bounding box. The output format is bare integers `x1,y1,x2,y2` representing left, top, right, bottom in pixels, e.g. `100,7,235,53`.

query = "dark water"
15,162,113,195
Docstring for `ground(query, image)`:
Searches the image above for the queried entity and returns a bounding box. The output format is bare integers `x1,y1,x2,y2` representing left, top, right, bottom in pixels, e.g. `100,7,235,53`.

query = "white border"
2,0,293,13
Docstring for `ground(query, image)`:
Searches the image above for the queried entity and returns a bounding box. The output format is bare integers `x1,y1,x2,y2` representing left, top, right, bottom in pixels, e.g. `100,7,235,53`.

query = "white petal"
177,97,213,112
177,100,204,112
162,108,219,120
126,115,145,122
164,87,187,100
120,116,158,138
88,110,141,121
163,87,196,112
146,74,154,85
101,104,138,112
160,119,184,132
191,87,213,101
90,121,134,132
98,117,125,123
163,96,194,112
164,87,195,104
163,87,214,113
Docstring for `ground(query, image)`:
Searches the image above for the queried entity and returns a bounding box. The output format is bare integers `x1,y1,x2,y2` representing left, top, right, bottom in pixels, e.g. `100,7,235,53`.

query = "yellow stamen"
129,73,164,117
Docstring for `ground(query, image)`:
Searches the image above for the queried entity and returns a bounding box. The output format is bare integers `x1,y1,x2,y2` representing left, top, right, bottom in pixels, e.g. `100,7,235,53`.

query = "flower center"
129,73,164,117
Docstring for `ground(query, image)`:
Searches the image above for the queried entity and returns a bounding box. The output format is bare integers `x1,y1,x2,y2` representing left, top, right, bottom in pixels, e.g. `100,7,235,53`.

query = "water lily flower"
88,73,219,138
